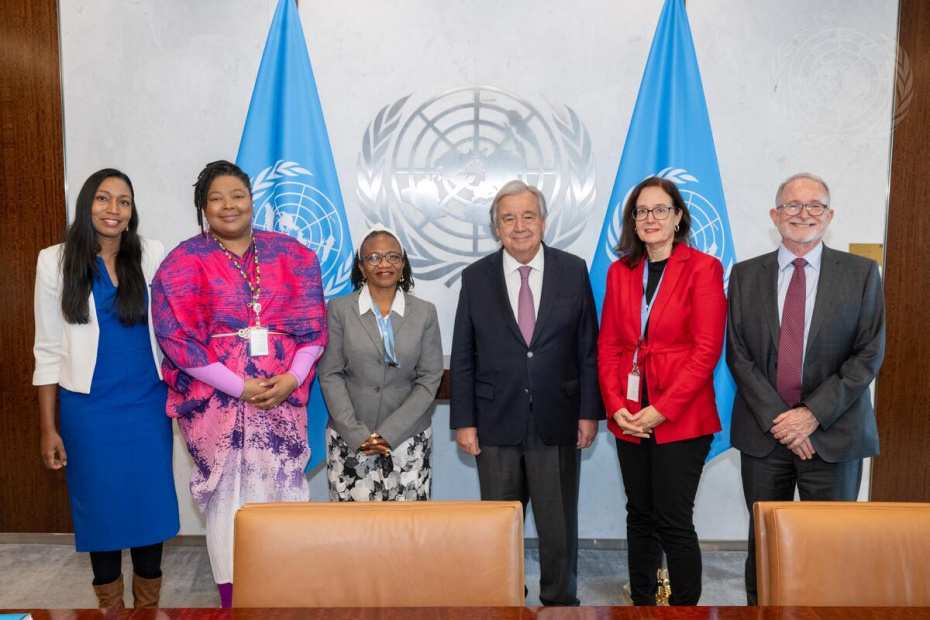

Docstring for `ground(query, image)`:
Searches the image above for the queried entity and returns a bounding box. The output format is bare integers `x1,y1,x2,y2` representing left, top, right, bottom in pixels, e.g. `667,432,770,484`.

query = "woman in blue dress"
33,169,179,608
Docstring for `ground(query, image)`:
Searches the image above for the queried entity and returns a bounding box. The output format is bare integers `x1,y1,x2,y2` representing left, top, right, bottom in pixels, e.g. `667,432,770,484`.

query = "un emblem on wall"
251,160,353,296
770,28,912,136
357,85,596,286
606,168,733,282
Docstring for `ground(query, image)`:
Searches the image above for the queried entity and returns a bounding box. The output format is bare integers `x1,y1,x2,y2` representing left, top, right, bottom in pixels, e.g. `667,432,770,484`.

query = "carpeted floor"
0,543,747,608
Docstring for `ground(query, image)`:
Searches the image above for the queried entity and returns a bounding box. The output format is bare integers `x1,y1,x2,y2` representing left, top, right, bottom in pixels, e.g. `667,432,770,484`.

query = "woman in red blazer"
598,177,726,606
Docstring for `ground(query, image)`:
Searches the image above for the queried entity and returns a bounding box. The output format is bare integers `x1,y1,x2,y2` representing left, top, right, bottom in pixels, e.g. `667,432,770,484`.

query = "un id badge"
626,365,641,402
250,327,269,357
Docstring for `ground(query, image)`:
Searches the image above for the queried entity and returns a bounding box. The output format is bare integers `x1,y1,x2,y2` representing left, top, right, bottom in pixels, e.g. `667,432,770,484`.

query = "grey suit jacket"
727,245,885,462
318,289,443,450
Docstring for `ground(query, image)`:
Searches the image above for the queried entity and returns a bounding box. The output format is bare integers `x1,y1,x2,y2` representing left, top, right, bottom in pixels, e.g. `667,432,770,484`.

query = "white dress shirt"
776,241,823,367
502,246,544,322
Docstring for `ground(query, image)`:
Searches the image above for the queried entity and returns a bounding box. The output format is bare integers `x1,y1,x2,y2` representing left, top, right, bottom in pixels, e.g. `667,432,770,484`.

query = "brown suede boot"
92,574,125,608
132,573,162,608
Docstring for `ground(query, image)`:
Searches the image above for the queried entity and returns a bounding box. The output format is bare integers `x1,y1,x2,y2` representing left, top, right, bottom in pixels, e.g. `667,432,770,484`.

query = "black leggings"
89,542,163,585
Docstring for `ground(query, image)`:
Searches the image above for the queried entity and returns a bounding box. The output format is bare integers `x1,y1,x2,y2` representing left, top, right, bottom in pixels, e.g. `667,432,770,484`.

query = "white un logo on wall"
251,160,353,296
357,85,597,286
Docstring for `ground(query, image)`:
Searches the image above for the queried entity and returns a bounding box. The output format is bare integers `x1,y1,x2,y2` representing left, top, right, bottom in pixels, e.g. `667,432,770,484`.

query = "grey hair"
489,180,548,231
775,172,831,206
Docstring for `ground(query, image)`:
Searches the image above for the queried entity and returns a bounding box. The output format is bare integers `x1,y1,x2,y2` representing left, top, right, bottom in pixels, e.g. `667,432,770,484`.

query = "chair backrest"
233,501,524,607
754,501,930,606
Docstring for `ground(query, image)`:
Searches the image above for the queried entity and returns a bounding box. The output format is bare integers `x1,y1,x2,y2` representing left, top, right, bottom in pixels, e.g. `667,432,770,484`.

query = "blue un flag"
589,0,736,461
237,0,353,471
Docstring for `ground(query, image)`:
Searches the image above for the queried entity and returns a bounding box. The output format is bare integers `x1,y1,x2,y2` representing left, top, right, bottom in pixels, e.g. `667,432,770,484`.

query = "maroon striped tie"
776,258,808,405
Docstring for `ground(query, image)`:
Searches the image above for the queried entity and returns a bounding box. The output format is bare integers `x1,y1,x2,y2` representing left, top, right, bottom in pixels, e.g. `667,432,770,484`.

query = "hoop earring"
675,225,680,233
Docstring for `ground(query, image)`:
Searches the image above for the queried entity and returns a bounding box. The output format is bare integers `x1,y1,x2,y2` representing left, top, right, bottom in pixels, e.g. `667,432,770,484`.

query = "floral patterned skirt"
326,426,432,501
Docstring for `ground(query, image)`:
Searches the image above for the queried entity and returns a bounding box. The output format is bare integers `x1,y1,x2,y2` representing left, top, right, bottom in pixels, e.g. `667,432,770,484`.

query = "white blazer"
32,238,166,393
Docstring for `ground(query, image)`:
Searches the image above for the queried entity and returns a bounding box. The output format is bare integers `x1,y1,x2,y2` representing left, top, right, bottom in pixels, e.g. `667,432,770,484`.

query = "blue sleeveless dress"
58,259,180,552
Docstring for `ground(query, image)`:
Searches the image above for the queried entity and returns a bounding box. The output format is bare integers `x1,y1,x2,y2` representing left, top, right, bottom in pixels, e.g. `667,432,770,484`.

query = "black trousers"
741,446,862,605
89,542,164,585
616,433,712,606
475,411,581,606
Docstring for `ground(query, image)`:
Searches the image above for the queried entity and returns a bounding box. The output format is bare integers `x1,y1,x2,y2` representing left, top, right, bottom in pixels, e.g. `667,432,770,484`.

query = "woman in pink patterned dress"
151,160,326,607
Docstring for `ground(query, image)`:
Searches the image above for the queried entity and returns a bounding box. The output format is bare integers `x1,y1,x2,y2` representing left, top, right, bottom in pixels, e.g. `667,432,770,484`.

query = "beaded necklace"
211,232,262,312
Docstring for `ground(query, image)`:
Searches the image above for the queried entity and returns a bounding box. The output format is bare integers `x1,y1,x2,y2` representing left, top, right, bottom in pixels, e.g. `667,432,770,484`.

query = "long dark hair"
615,177,692,269
193,160,252,232
61,169,147,325
350,230,414,293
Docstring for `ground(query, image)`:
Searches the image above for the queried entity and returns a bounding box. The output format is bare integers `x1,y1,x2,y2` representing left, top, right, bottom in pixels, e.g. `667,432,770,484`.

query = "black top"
641,258,668,408
644,258,668,305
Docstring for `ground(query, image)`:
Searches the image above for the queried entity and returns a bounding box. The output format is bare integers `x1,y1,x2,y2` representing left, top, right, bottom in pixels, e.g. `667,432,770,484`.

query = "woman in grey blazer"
319,224,443,501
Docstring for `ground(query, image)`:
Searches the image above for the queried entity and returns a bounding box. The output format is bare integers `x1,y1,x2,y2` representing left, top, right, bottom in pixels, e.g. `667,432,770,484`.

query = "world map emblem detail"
251,160,353,297
357,85,597,286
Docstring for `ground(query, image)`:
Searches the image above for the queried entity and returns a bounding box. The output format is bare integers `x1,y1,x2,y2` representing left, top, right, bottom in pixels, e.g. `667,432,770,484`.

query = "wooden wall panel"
0,0,72,530
872,0,930,502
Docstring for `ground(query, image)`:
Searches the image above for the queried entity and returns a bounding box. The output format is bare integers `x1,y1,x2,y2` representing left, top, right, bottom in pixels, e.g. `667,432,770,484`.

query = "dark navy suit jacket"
450,244,603,446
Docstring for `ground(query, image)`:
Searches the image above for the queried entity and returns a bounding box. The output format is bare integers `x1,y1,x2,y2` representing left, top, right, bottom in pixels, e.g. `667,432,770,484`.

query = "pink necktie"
776,258,808,405
517,265,535,345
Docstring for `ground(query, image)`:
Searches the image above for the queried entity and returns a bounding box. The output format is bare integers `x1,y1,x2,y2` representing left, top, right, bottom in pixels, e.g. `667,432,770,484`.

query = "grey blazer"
318,289,443,450
727,245,885,462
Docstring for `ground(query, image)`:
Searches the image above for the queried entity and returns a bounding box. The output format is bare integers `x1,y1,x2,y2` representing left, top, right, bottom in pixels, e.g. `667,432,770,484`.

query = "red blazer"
598,243,726,444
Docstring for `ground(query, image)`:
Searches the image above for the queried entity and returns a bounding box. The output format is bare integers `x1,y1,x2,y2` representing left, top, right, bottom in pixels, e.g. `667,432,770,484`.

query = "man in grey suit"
450,180,602,606
727,172,885,605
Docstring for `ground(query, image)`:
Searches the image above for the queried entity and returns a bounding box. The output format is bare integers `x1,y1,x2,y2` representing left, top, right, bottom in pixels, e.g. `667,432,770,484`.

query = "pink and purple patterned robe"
152,231,327,511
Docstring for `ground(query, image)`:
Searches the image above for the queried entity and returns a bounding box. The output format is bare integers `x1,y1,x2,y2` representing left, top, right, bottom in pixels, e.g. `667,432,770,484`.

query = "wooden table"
8,608,927,620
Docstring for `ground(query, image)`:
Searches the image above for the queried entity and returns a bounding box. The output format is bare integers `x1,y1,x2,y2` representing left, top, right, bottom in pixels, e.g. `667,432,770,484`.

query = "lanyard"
633,261,666,368
374,310,399,368
212,233,263,326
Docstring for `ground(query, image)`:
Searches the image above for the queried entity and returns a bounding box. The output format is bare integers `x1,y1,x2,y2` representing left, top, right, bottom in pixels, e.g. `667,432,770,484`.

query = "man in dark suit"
727,172,885,605
450,180,602,606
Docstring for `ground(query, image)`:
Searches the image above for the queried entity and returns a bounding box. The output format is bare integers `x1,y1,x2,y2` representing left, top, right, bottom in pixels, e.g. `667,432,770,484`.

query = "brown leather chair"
754,501,930,606
232,501,524,607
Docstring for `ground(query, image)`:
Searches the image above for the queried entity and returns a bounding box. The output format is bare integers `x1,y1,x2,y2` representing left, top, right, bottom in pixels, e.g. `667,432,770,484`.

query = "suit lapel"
350,290,386,357
390,292,407,338
805,245,840,353
630,259,645,333
487,249,526,344
760,251,781,346
530,245,561,347
647,244,686,332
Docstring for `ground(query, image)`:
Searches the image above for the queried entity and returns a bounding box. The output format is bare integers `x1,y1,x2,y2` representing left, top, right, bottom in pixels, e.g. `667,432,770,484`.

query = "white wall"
59,0,899,539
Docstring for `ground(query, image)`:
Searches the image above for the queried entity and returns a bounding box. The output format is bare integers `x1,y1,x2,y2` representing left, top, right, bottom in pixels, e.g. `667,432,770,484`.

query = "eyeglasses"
362,252,403,266
498,213,540,227
632,205,676,221
776,201,830,216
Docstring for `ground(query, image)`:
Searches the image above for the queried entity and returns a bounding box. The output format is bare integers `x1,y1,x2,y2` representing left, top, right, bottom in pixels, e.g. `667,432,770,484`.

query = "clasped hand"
360,433,392,456
613,406,666,439
770,406,819,460
239,374,299,410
